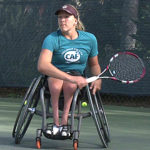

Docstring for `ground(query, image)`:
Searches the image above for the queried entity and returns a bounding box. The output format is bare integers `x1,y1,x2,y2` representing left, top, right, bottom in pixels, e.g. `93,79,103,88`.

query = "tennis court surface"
0,97,150,150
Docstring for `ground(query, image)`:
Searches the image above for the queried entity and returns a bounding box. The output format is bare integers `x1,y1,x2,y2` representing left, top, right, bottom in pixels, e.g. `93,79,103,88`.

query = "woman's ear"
73,20,77,27
75,18,78,25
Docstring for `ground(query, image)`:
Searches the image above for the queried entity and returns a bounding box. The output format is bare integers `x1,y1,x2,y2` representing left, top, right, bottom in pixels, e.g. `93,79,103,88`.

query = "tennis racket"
86,51,146,84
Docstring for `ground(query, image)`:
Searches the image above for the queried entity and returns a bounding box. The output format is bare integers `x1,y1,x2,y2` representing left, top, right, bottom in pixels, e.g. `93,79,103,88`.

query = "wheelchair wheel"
12,75,43,144
12,78,36,138
87,87,110,148
73,139,78,150
95,92,110,142
36,137,41,149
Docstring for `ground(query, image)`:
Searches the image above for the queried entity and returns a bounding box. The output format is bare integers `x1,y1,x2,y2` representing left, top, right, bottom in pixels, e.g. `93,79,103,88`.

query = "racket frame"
86,51,146,84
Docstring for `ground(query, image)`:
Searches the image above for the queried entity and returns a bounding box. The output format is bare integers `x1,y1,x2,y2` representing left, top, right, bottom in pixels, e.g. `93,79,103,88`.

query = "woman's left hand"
90,79,102,95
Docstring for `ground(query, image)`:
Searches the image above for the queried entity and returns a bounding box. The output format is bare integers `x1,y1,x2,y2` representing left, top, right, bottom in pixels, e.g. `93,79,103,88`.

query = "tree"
120,0,139,50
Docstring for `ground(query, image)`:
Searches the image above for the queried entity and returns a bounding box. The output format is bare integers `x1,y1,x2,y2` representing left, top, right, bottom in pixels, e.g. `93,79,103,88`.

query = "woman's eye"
65,16,69,18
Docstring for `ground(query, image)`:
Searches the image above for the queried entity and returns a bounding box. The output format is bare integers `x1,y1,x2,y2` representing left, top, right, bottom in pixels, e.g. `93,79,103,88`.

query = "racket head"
108,51,146,84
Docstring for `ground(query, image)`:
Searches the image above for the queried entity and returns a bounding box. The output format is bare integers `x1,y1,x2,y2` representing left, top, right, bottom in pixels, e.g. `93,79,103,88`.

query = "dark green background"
0,0,150,95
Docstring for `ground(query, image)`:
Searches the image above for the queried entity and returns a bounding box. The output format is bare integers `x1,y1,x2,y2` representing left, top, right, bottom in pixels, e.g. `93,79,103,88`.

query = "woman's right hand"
71,76,88,89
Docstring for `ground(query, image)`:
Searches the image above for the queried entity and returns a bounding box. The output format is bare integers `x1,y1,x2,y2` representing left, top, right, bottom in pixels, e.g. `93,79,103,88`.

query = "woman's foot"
45,124,70,137
60,125,70,137
46,124,60,136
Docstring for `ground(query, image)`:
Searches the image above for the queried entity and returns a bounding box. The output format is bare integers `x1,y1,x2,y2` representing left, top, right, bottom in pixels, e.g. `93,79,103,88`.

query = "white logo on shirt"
63,48,81,63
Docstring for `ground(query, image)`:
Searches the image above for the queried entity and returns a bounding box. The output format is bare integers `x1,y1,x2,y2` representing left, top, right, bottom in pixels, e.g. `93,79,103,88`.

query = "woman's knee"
63,82,77,94
48,77,63,94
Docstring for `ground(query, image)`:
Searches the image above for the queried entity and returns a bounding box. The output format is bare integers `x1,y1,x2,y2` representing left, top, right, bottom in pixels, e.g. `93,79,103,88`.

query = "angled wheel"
94,92,110,142
12,78,36,138
87,86,110,148
12,75,43,144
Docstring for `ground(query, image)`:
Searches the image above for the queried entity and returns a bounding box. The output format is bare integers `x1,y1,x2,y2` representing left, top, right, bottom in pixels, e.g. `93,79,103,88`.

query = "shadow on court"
0,97,150,150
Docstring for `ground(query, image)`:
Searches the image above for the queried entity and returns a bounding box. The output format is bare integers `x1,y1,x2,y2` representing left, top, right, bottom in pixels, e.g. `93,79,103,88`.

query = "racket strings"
109,54,145,81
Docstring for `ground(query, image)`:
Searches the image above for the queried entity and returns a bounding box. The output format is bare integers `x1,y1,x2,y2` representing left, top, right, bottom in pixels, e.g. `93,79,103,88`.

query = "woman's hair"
76,17,85,31
71,5,85,31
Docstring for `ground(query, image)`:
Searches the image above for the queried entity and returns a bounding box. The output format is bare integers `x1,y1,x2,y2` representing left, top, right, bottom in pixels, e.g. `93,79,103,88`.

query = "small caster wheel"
73,140,78,150
36,138,41,149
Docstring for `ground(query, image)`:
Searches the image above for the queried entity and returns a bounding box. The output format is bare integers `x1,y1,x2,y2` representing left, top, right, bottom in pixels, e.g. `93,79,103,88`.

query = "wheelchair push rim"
86,86,110,148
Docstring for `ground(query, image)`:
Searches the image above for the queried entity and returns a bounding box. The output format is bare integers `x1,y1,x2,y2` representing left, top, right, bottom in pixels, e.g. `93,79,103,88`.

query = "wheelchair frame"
12,75,110,150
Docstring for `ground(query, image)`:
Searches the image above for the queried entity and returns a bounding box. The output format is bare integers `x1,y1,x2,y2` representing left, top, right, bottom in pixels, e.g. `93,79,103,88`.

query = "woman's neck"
62,29,78,40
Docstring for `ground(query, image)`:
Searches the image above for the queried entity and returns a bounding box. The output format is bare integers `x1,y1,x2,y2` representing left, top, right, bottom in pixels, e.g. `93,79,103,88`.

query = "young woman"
37,4,102,137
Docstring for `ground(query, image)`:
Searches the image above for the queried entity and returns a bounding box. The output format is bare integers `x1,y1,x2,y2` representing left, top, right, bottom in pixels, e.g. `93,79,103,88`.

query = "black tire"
12,78,36,138
94,92,110,142
13,75,43,144
87,87,110,148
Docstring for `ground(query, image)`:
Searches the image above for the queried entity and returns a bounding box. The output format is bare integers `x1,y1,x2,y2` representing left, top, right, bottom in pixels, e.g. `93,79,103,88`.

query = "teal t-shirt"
42,30,98,74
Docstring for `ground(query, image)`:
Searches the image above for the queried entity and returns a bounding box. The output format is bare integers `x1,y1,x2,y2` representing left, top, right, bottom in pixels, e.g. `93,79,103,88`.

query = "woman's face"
57,11,77,33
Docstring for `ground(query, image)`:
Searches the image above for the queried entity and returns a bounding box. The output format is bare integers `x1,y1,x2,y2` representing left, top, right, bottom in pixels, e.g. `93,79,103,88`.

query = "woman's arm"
37,49,71,81
37,49,87,88
88,55,102,94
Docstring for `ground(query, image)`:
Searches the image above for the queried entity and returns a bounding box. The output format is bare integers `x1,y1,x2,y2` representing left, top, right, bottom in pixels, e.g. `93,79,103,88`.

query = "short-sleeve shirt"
42,30,98,74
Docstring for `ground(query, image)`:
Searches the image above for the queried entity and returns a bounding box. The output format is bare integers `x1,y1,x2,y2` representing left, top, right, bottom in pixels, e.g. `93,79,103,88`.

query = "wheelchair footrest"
43,123,72,140
43,131,72,140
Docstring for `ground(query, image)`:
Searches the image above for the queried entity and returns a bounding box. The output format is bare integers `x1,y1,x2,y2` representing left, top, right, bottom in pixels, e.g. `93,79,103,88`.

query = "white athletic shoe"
53,125,60,135
61,125,70,137
46,129,52,135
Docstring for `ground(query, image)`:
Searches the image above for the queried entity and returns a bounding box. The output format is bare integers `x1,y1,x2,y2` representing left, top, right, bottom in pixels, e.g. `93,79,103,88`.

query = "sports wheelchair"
12,75,110,150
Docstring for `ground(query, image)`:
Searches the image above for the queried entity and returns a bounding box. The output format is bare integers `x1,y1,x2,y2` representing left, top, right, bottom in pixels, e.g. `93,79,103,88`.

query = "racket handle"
86,76,99,83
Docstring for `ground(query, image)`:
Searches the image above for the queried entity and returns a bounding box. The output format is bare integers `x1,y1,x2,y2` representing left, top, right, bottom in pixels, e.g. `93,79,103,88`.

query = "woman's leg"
48,77,63,126
61,81,77,125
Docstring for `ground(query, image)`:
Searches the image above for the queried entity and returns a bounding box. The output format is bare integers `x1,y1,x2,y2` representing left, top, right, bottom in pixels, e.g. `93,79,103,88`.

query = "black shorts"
66,70,83,76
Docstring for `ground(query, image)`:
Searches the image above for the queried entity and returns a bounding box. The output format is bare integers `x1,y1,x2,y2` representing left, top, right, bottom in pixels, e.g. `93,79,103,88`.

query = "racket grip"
86,76,99,83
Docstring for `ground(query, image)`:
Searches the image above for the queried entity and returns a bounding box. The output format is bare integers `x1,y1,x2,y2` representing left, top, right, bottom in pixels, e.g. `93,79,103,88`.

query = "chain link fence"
0,0,150,105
